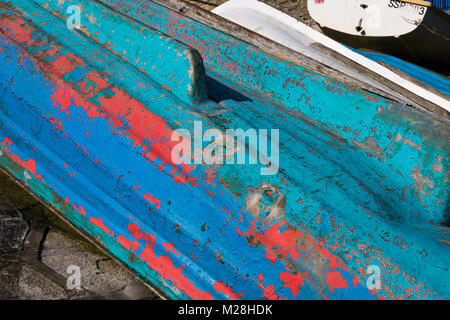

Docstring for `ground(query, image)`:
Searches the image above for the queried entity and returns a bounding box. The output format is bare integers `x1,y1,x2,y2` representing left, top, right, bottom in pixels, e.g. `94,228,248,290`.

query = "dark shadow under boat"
319,5,450,76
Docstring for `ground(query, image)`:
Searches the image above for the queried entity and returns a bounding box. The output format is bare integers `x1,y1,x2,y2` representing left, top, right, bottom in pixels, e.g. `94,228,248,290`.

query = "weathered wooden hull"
0,0,449,300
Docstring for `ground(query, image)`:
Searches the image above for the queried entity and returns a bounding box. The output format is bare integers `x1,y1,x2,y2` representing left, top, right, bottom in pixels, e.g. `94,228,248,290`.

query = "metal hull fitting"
0,0,449,300
308,0,450,76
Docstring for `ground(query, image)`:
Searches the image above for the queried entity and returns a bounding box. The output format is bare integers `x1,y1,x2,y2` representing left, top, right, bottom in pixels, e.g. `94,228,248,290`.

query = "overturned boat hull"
0,0,449,300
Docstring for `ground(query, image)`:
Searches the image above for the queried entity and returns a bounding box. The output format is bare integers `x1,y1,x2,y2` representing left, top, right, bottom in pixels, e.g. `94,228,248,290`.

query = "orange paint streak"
77,71,109,98
204,168,216,187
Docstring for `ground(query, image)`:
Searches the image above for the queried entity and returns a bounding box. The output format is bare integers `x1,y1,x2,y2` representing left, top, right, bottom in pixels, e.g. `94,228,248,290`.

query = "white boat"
212,0,450,113
306,0,450,75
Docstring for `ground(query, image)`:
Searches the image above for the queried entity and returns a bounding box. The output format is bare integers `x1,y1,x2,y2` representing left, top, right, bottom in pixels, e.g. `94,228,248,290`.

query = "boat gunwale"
147,0,449,119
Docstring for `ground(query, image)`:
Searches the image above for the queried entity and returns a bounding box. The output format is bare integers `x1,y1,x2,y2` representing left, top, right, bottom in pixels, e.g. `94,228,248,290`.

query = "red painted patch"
260,284,287,300
326,271,348,292
279,271,308,298
89,216,114,236
127,219,211,300
128,222,144,240
161,84,171,92
72,203,87,216
164,243,182,256
51,87,73,115
143,193,161,210
3,16,214,215
140,244,213,300
0,17,34,44
0,137,42,179
236,220,358,297
118,235,140,251
51,74,202,189
254,272,286,300
213,281,244,299
266,250,276,264
50,54,77,78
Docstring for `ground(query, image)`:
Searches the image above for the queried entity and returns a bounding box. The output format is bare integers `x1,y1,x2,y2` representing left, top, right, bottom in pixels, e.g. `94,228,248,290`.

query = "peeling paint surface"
0,0,449,300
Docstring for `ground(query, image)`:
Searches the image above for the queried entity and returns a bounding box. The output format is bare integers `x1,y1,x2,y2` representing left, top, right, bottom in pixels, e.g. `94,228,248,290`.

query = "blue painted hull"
0,0,448,300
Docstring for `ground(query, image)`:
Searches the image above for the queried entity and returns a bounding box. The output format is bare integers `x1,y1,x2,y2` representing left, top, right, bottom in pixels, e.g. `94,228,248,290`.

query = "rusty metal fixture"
246,182,286,222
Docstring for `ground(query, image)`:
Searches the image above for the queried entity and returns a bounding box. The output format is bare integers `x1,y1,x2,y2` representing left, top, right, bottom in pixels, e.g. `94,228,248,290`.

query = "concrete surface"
0,169,161,300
